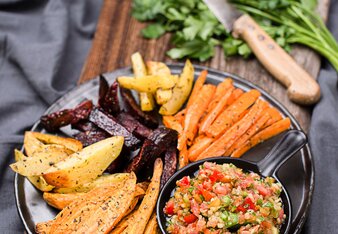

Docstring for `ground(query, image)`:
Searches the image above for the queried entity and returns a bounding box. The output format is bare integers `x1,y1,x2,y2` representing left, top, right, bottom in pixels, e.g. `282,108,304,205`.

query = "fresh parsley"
132,0,338,71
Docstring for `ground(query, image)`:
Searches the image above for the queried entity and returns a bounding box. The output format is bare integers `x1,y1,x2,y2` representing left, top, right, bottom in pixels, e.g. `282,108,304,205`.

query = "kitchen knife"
204,0,320,105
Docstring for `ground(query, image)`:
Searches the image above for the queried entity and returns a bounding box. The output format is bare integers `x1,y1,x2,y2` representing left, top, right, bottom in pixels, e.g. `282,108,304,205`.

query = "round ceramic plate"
15,64,314,234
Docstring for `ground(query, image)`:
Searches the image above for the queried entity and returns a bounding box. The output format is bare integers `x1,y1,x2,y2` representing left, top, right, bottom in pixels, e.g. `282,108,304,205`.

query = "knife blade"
203,0,320,105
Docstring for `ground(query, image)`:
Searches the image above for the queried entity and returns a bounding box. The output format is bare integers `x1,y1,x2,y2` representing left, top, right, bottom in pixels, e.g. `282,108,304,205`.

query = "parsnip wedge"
159,60,194,115
43,136,124,188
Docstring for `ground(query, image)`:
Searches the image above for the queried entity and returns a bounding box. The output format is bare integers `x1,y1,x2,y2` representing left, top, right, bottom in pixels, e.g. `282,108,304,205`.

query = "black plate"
14,64,314,234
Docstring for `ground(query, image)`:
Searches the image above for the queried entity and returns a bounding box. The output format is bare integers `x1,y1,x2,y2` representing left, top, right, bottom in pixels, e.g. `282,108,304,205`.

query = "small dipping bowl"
157,129,307,234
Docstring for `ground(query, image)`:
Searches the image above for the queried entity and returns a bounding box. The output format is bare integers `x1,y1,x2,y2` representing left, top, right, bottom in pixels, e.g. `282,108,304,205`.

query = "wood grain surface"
79,0,330,132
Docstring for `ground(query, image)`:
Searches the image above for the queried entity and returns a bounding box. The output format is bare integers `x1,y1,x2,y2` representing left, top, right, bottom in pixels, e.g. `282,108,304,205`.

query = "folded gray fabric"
0,0,102,233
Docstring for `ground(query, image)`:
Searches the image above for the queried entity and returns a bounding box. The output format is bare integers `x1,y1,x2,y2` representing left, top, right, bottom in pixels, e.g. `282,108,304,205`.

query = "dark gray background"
0,0,337,233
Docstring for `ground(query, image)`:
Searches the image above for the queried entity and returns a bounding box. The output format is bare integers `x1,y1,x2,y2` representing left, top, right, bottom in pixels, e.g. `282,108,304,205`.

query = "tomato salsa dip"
164,162,285,234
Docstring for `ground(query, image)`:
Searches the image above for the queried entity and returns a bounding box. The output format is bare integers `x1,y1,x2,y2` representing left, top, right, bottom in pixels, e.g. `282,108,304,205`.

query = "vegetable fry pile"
36,158,163,234
163,70,291,167
118,52,194,114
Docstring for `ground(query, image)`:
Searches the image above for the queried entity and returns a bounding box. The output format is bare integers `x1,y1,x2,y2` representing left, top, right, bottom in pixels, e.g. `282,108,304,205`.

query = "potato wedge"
43,136,124,188
30,132,83,152
14,149,54,191
11,145,70,176
118,75,178,93
131,52,155,111
53,173,130,193
122,158,163,234
48,173,136,233
24,131,46,157
147,61,173,105
43,192,85,210
159,60,194,115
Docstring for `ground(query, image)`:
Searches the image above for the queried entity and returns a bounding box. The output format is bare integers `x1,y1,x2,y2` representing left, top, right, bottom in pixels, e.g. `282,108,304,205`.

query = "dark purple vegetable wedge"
98,76,120,115
89,107,141,149
117,112,152,139
73,128,109,147
120,88,158,129
125,127,178,174
40,100,93,132
160,146,178,188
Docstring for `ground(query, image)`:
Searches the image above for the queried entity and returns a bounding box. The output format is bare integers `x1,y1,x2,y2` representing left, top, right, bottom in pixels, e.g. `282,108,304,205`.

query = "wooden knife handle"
232,14,320,105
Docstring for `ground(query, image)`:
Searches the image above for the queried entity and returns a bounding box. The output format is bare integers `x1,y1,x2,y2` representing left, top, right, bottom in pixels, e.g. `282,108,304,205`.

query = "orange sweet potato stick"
183,84,216,146
224,111,270,156
162,115,186,151
174,108,186,127
199,86,235,134
178,144,189,168
206,79,233,112
226,88,244,106
262,107,283,128
188,136,214,162
196,99,265,161
186,70,207,108
206,89,261,138
231,118,291,158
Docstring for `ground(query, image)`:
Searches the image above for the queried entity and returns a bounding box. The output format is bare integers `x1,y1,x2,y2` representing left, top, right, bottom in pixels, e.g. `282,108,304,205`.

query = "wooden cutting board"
78,0,330,132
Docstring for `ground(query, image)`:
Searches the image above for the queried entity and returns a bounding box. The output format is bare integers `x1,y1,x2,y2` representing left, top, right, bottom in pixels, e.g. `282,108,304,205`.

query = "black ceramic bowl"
157,130,307,234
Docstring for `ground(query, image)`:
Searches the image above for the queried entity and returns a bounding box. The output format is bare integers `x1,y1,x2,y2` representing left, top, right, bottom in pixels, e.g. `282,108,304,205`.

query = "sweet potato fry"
43,192,85,210
174,108,186,126
48,173,137,233
178,144,189,169
206,89,261,138
186,70,207,108
199,86,234,134
122,158,163,234
196,99,266,160
111,209,137,234
188,136,214,162
224,112,270,156
183,84,216,145
36,220,54,234
206,78,233,112
231,118,291,158
144,212,158,234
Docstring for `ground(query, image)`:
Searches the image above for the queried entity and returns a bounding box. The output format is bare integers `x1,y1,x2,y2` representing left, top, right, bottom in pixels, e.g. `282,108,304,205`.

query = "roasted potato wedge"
131,52,155,111
53,173,130,193
43,136,124,188
118,75,178,93
159,60,194,115
30,132,82,152
14,149,54,191
24,131,46,157
11,145,70,176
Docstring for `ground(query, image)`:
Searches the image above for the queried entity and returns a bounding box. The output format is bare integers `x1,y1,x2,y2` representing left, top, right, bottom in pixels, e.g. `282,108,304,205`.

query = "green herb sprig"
132,0,338,71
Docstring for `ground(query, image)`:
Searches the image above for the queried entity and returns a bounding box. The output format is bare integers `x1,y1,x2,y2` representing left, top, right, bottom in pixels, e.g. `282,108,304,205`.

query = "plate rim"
14,63,314,234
